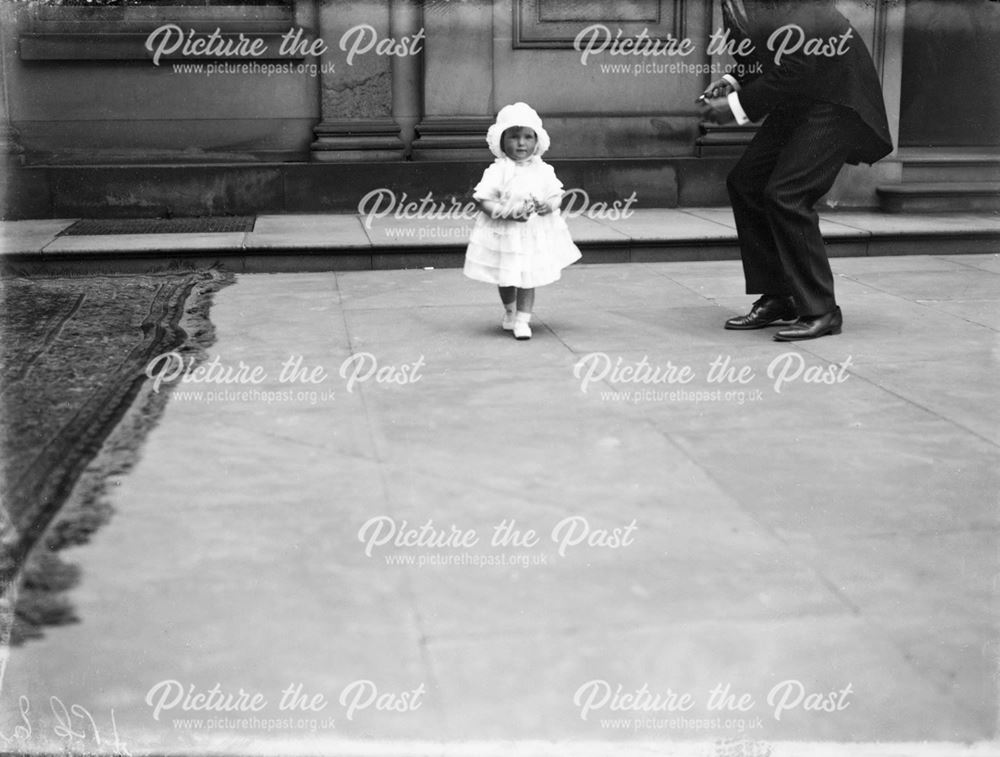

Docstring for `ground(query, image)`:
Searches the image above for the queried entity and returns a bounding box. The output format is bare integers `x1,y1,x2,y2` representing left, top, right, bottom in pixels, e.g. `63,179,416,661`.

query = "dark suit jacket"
727,0,893,164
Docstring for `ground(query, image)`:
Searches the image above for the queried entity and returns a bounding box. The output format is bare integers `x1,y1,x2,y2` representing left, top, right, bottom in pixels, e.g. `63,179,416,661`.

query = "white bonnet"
486,102,551,159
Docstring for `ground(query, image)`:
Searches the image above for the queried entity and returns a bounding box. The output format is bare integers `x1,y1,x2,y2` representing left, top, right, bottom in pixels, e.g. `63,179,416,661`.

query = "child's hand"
534,199,553,216
510,200,533,222
484,198,531,222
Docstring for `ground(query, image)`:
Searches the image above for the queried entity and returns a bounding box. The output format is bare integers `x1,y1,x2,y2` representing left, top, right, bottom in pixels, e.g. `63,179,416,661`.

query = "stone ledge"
19,32,303,61
4,210,999,274
2,158,735,219
877,182,1000,213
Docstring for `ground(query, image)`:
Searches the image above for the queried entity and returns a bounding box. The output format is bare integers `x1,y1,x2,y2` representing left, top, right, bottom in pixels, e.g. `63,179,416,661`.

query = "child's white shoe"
502,309,516,331
513,312,532,340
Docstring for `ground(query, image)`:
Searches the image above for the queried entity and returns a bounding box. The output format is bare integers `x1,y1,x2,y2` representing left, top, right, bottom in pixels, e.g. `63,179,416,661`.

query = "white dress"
463,156,582,288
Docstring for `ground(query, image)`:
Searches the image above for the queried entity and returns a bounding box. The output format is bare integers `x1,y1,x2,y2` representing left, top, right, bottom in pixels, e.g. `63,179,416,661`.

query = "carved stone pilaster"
410,0,492,161
310,0,404,161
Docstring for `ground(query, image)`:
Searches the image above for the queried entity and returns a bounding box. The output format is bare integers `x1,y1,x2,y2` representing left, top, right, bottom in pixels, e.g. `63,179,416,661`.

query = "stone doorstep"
3,240,999,277
877,183,1000,214
1,211,998,273
82,740,1000,757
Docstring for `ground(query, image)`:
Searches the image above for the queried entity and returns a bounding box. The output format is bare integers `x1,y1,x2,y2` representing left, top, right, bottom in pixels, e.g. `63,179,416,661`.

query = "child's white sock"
513,311,532,340
502,302,516,330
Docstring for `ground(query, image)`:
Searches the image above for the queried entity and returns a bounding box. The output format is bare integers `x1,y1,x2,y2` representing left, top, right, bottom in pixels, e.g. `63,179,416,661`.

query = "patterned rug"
0,268,232,644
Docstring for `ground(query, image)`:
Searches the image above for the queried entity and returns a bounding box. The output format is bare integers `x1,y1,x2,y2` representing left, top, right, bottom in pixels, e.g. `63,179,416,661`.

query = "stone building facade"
1,0,997,218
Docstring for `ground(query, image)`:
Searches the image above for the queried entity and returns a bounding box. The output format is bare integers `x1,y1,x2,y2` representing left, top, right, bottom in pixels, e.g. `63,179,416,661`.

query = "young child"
463,102,581,340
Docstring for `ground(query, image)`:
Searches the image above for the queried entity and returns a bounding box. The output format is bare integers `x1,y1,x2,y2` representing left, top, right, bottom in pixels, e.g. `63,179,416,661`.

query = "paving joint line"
638,413,879,622
788,338,1000,450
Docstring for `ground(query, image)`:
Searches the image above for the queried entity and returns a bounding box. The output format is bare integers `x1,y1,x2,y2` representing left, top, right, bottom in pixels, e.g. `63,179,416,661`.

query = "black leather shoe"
724,296,798,330
774,307,843,341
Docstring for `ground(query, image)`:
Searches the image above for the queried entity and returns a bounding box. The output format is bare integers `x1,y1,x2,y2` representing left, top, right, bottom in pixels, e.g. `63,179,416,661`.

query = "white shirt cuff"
722,73,741,91
728,91,750,125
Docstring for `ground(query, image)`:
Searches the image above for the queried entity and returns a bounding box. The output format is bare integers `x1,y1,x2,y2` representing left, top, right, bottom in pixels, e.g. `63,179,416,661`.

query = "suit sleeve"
728,43,762,90
737,43,817,122
737,6,844,122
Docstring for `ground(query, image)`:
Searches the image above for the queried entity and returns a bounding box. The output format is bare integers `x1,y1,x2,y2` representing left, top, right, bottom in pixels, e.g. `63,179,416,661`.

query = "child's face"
502,127,537,161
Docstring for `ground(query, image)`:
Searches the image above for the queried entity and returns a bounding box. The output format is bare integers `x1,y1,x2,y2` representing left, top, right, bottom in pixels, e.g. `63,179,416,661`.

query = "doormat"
60,216,256,236
0,268,234,644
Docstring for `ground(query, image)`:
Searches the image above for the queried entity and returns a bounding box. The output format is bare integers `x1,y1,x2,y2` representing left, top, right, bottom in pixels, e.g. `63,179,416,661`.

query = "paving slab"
684,208,872,239
0,218,76,254
797,530,996,624
678,208,738,228
2,255,997,756
829,254,974,274
41,231,247,254
564,214,632,243
246,214,372,250
424,615,984,743
915,298,1000,330
548,263,712,310
336,267,488,310
843,267,1000,301
945,252,1000,273
595,208,737,241
825,212,1000,236
845,357,1000,446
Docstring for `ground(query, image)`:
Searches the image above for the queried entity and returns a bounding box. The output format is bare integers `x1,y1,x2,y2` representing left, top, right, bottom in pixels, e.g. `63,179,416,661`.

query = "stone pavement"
1,252,998,757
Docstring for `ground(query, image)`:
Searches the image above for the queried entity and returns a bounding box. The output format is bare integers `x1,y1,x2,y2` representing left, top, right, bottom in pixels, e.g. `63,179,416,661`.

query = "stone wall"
3,1,320,164
0,0,911,216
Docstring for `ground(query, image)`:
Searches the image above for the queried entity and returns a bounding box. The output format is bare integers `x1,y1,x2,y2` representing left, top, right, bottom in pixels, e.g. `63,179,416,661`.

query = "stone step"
876,181,1000,213
694,123,760,157
899,148,1000,183
5,210,999,274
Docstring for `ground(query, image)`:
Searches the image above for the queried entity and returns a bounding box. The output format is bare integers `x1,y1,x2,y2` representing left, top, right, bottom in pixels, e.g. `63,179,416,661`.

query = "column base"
311,119,404,162
411,117,493,161
1,125,25,158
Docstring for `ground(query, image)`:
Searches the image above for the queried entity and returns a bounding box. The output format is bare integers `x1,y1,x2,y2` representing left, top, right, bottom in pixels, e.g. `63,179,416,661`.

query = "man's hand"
698,96,735,125
700,77,735,100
